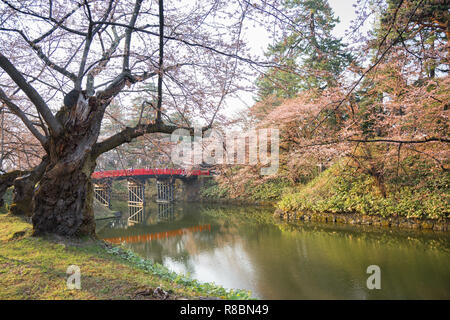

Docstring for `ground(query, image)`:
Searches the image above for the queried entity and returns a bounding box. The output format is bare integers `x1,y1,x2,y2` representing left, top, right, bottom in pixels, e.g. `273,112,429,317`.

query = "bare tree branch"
0,89,47,145
0,27,78,81
93,121,211,158
123,0,143,72
0,53,63,136
1,0,87,36
156,0,164,122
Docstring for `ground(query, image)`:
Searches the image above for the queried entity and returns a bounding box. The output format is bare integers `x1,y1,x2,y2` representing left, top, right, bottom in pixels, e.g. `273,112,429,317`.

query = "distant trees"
219,0,449,199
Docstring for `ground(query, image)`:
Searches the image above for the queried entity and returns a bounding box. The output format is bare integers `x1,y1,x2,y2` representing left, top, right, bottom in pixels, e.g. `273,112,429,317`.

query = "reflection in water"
128,209,145,226
97,202,450,300
158,203,174,222
127,202,175,225
103,224,211,244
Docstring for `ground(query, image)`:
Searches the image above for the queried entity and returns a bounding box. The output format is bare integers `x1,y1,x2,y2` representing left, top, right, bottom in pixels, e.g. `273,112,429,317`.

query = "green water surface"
96,201,450,299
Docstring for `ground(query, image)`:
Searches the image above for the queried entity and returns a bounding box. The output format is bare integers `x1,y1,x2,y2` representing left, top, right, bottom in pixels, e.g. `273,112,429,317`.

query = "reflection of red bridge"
92,168,210,180
102,224,211,244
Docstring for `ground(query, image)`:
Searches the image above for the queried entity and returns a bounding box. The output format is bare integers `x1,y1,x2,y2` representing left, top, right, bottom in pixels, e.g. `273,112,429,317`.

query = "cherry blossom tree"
0,0,286,236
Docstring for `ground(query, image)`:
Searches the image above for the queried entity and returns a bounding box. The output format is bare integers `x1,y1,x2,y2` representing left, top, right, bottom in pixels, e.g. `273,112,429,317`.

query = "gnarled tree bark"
32,155,97,236
31,98,104,237
0,170,26,208
10,158,48,216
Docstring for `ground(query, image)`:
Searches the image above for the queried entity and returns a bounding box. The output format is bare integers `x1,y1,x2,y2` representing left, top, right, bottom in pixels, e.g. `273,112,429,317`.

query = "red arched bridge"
91,168,211,218
91,168,210,180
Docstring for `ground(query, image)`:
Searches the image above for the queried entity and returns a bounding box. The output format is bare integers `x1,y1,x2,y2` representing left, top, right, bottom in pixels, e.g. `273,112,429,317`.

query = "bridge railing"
91,168,210,180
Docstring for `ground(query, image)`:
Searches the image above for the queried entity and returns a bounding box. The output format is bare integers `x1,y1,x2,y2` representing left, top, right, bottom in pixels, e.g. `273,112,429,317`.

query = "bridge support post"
156,178,174,203
127,179,145,224
93,181,111,208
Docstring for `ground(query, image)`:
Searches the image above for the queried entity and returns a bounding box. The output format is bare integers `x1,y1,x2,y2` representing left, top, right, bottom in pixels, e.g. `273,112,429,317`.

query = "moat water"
96,201,450,299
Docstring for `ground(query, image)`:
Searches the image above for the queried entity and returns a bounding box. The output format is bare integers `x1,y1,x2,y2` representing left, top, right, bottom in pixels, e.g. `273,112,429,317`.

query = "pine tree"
256,0,354,101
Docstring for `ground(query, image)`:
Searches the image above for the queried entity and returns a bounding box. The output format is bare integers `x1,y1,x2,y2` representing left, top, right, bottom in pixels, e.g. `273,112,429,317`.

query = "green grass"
277,161,450,220
200,177,292,202
245,178,292,201
93,199,117,220
0,214,252,300
200,179,230,199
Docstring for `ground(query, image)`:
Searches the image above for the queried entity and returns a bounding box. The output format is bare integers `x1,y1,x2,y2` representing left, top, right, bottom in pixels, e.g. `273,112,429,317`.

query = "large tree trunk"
32,155,96,237
31,99,102,237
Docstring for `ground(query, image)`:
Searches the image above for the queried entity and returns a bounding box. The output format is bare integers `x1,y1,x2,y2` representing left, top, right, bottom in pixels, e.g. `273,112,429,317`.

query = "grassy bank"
277,162,449,220
0,214,252,300
200,178,289,205
93,199,118,220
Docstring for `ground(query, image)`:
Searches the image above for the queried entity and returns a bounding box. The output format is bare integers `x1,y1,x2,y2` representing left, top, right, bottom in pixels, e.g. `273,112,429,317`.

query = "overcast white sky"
224,0,359,116
329,0,359,40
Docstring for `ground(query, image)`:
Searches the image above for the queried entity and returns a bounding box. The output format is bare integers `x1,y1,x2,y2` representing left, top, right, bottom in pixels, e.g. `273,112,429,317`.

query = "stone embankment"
274,210,448,231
